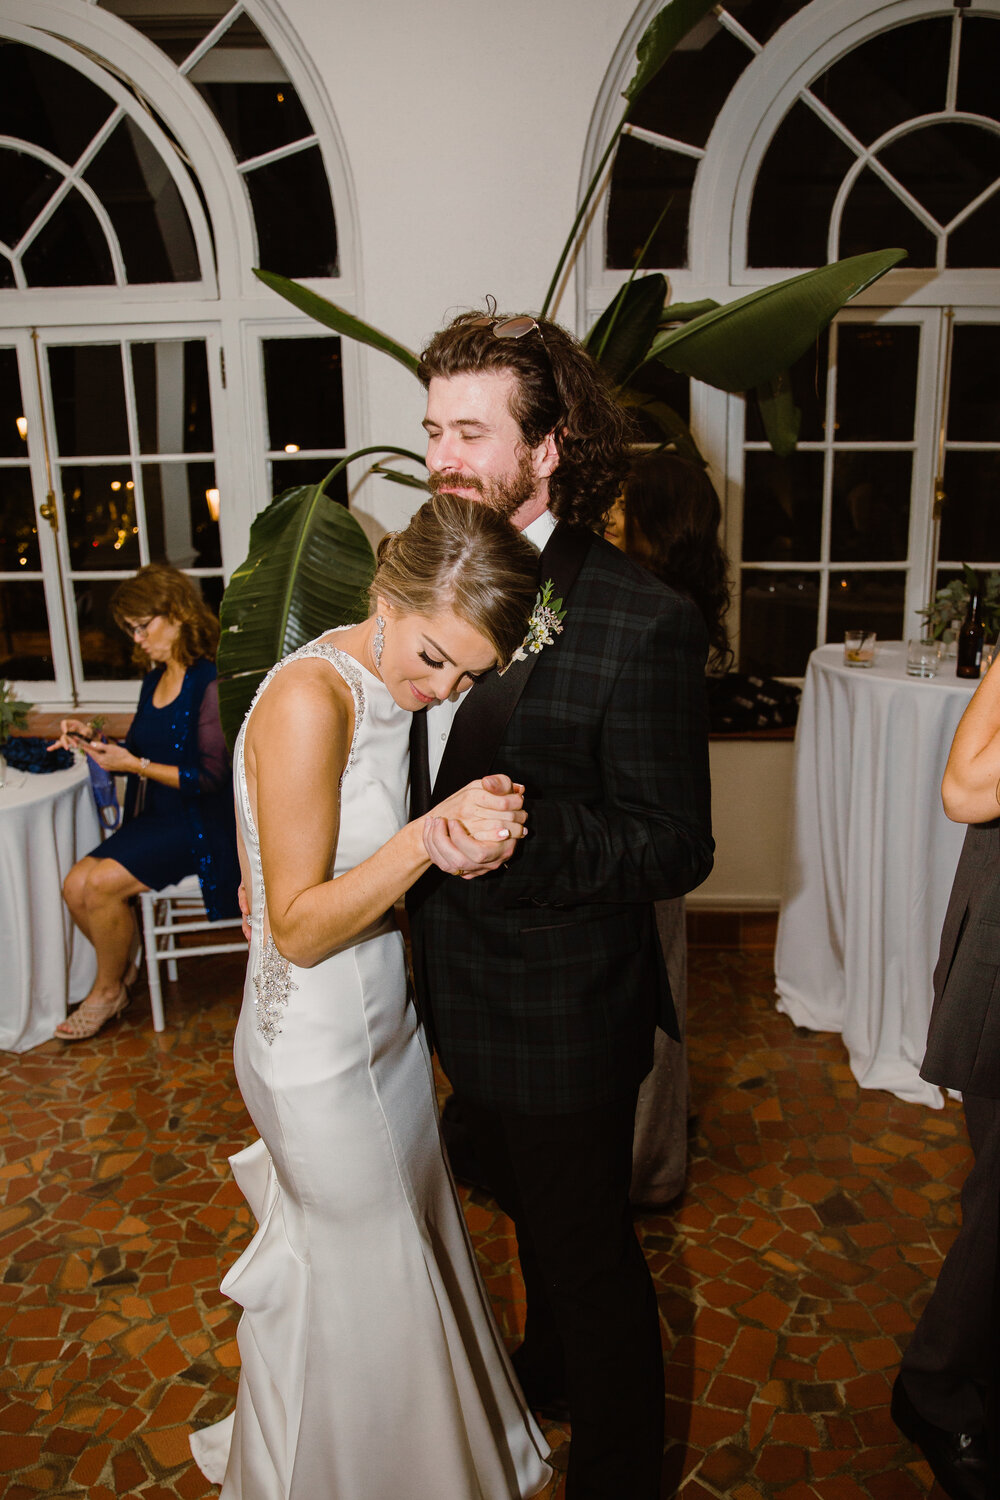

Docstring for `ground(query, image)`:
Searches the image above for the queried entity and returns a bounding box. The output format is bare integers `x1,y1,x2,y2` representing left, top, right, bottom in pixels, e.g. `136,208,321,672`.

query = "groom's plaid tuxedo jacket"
408,521,713,1116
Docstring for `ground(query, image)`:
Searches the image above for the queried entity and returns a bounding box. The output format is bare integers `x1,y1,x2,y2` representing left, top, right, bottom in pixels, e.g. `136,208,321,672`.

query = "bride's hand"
429,773,527,843
423,774,527,878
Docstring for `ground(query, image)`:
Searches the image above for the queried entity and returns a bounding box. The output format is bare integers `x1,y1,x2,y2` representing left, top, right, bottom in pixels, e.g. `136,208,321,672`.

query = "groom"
407,310,713,1499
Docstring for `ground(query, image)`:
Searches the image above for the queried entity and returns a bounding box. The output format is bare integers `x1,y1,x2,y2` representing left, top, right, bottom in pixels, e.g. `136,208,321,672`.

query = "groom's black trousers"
457,1090,665,1500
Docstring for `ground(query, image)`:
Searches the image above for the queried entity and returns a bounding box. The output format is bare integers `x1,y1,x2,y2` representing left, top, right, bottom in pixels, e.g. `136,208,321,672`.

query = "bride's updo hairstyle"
371,493,537,669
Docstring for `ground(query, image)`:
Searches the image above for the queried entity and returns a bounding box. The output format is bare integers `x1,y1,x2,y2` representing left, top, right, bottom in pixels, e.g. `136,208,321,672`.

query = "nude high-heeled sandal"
55,985,132,1041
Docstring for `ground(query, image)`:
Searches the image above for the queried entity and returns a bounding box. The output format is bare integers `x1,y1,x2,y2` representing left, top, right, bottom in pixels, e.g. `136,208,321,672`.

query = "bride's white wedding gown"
190,636,551,1499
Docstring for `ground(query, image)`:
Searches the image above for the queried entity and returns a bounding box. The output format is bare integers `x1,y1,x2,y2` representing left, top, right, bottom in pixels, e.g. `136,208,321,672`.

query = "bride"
190,493,552,1499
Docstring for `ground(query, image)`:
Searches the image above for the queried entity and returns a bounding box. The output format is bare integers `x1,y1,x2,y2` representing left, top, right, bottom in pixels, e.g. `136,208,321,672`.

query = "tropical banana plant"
252,0,904,459
222,0,906,726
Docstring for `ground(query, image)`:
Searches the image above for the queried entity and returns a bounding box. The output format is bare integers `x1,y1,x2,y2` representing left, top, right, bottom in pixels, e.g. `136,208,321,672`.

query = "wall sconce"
205,487,221,521
15,416,27,441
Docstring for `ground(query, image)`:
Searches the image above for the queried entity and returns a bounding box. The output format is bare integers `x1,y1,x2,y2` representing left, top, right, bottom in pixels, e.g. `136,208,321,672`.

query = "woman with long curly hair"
605,449,733,673
50,565,240,1040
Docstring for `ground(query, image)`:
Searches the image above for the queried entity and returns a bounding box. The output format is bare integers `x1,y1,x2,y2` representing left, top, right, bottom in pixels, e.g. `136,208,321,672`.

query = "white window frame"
0,0,362,705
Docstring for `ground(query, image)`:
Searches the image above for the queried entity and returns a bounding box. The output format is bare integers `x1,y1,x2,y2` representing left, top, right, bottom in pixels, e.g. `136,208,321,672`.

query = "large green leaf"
624,0,719,101
657,298,720,324
648,249,908,392
216,472,376,748
254,269,421,376
755,373,801,458
585,273,669,386
623,395,706,465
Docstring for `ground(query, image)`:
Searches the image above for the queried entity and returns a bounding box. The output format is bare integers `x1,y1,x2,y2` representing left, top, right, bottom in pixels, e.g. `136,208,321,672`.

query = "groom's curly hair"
418,309,635,530
371,492,537,669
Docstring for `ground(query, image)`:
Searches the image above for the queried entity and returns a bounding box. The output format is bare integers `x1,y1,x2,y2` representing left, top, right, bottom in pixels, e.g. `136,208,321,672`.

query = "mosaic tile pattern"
0,944,957,1498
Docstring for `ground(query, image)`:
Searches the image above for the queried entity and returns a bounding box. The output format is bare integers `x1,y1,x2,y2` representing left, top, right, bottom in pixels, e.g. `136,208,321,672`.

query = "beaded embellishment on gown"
189,632,551,1500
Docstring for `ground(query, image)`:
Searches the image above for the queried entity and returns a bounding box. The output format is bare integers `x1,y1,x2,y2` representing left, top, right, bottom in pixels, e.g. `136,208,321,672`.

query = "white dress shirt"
425,509,557,785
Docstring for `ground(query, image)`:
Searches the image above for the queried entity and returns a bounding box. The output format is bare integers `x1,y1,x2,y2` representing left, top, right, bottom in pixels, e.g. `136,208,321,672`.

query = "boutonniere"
499,579,567,676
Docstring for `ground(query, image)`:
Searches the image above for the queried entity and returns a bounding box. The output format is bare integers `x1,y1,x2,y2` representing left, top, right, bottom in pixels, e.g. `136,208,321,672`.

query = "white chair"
139,874,245,1031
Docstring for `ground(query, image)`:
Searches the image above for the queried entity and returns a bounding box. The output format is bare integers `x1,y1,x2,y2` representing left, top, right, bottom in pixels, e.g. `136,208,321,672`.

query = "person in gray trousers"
892,651,1000,1500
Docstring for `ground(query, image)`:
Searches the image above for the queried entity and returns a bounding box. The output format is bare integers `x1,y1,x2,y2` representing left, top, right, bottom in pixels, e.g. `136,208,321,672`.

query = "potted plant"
918,565,1000,652
0,680,32,787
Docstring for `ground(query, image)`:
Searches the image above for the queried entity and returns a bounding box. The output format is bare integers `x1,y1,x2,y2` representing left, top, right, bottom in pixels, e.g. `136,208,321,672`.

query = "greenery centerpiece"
0,680,31,745
918,566,1000,647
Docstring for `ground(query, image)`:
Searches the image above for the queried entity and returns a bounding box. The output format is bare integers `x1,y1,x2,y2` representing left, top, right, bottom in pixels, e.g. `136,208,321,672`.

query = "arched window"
0,1,357,702
587,0,1000,675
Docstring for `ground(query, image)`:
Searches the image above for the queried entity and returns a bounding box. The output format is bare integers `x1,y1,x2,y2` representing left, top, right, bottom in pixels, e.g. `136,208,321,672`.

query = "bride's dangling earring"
373,615,386,675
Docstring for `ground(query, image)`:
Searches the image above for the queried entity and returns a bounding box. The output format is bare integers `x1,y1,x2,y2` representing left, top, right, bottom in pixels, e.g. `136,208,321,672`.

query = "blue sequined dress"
90,657,240,919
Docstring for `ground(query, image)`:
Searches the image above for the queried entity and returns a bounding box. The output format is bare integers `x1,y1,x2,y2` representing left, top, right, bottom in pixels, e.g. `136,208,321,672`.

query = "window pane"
948,326,1000,441
21,188,116,287
50,346,129,458
0,42,114,162
745,329,829,444
739,570,818,677
939,451,1000,561
0,149,61,249
626,16,751,149
269,460,349,505
830,452,912,563
607,136,694,270
142,461,221,569
245,145,338,278
97,2,223,67
748,101,855,268
825,570,906,644
0,468,40,570
132,341,213,454
812,19,951,147
956,16,1000,118
733,0,811,46
0,349,26,460
74,578,140,680
879,124,1000,230
835,325,918,442
263,338,345,451
839,168,937,267
0,258,14,290
198,575,224,619
947,189,1000,269
62,464,140,571
195,80,313,163
743,451,823,562
0,580,54,680
83,119,199,283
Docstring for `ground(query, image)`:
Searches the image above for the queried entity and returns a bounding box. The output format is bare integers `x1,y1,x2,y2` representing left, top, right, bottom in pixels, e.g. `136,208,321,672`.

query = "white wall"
689,738,796,910
277,0,637,531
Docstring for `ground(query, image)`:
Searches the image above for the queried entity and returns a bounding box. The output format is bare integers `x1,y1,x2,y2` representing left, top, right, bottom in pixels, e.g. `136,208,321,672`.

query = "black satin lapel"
409,709,432,818
431,523,594,803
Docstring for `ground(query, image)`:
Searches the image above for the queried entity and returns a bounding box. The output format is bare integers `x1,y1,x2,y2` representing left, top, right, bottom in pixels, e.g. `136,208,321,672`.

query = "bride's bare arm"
245,660,524,966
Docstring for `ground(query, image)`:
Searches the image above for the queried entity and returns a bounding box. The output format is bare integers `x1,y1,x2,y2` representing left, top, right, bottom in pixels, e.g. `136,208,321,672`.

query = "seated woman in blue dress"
51,565,240,1040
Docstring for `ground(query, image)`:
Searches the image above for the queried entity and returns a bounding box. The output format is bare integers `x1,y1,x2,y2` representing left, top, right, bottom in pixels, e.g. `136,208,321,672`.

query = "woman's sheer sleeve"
180,679,231,796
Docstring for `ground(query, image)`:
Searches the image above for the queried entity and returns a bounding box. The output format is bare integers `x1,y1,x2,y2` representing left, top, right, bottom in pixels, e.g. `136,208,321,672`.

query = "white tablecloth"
774,641,978,1106
0,758,101,1052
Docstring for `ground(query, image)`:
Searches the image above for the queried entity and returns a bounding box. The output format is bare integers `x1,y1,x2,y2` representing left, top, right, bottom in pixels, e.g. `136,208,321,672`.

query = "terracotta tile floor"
0,942,959,1499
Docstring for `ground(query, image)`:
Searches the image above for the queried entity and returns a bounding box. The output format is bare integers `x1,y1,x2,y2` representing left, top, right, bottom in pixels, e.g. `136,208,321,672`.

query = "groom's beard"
428,450,538,521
